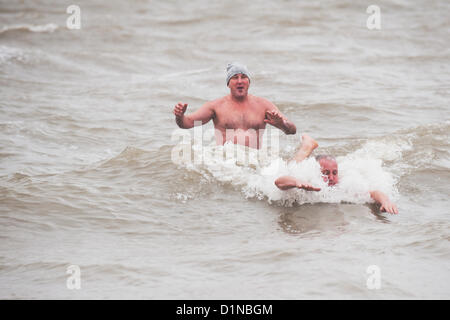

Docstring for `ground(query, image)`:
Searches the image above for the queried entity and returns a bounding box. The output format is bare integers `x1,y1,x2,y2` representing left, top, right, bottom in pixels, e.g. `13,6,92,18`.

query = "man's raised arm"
264,102,296,135
173,101,215,129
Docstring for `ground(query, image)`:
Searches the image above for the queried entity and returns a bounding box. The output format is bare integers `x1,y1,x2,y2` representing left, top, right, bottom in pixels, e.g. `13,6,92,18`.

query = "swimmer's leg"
291,134,318,163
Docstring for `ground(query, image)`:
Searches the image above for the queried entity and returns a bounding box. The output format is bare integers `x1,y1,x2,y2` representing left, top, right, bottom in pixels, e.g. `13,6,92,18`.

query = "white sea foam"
183,136,399,207
0,46,28,65
0,23,58,34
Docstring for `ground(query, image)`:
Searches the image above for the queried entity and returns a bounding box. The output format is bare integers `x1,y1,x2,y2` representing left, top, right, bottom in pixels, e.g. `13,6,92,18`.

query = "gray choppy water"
0,0,449,299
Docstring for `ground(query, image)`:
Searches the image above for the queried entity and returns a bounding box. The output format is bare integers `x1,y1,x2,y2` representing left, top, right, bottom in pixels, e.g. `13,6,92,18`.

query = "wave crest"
0,23,58,34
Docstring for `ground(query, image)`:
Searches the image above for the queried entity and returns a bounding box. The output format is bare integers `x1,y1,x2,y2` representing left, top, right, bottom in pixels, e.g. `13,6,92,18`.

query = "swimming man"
275,134,399,214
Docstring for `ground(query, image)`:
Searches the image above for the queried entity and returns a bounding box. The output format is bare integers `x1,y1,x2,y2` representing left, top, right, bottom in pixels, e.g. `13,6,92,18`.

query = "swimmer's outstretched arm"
275,176,321,192
369,190,399,214
173,101,215,129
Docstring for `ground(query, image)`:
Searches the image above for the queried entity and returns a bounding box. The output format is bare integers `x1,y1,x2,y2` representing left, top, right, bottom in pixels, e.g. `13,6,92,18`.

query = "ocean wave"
160,122,448,206
0,23,58,34
0,44,86,71
381,121,450,172
0,45,29,65
99,146,161,168
97,145,180,179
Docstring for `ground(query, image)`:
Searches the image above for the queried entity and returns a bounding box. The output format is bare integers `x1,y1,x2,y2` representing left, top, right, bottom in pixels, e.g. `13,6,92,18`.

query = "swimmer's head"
315,155,339,186
226,62,251,85
226,62,250,99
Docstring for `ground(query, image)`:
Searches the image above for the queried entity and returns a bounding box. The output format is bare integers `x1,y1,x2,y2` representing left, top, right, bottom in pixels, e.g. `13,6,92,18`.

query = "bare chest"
214,102,266,130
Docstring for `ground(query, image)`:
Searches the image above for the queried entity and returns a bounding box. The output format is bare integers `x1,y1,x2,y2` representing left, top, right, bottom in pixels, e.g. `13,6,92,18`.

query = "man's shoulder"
207,95,229,108
250,95,274,108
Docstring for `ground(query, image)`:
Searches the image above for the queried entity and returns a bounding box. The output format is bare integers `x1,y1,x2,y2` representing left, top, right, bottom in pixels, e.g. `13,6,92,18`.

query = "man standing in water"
275,134,399,214
173,62,296,149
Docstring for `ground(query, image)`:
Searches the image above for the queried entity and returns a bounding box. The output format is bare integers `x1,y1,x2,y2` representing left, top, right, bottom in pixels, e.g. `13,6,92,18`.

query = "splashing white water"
181,133,399,207
0,23,58,34
0,46,28,65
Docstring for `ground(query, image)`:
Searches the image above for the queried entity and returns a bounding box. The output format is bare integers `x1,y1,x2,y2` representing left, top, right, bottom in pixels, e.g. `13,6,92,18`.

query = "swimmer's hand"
264,110,296,134
264,110,285,127
173,102,188,118
296,180,321,192
379,200,399,215
370,190,399,214
275,176,320,191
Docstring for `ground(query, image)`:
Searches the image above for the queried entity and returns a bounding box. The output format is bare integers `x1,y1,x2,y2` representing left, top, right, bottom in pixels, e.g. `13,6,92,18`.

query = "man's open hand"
296,180,321,192
264,110,285,127
173,102,188,118
380,200,399,214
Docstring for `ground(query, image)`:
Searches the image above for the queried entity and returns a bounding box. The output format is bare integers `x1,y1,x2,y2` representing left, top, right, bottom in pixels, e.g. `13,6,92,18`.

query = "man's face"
319,158,339,186
228,73,250,99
